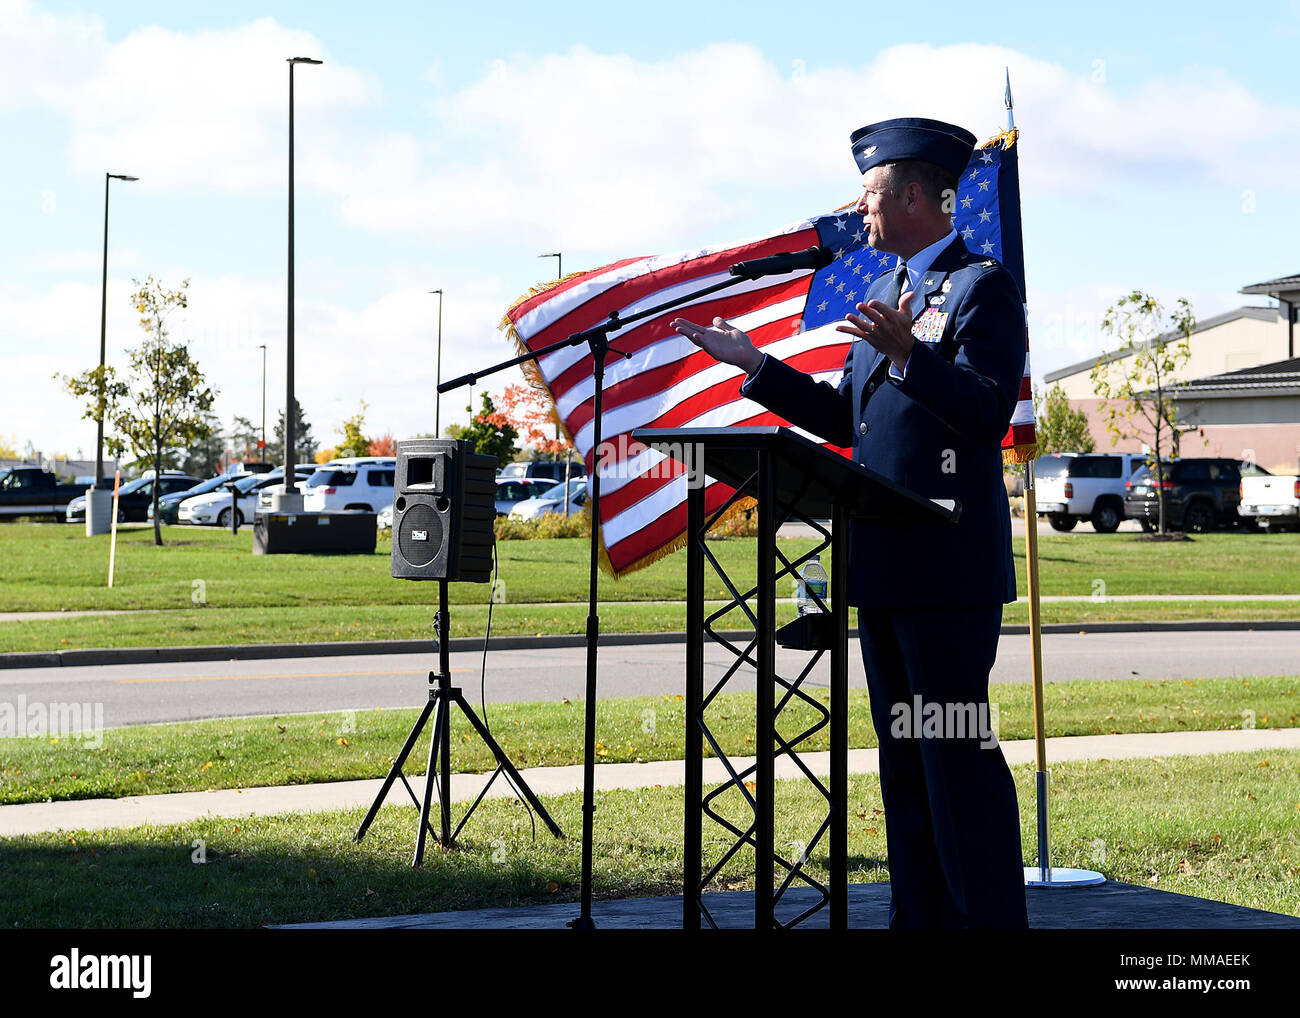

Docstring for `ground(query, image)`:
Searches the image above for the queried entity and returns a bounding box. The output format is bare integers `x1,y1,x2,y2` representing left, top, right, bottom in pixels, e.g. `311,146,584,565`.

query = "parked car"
1123,458,1269,532
300,458,396,513
494,477,551,516
1034,453,1144,532
508,477,588,520
178,467,310,527
66,472,201,523
1238,472,1300,531
0,466,87,521
149,474,240,524
498,460,578,483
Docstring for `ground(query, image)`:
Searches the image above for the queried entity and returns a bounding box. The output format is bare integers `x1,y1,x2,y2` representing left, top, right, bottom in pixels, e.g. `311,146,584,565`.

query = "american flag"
501,130,1035,577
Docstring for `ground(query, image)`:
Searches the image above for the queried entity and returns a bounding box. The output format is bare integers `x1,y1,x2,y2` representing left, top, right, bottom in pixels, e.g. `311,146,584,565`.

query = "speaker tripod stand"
353,580,562,865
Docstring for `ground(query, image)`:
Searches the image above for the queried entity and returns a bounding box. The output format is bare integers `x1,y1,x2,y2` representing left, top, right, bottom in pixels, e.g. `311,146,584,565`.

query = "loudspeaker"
391,439,497,582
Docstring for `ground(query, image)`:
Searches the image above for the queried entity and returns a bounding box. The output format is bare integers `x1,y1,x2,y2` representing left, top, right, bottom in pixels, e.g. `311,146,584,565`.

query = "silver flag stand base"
1024,866,1106,888
1024,769,1106,887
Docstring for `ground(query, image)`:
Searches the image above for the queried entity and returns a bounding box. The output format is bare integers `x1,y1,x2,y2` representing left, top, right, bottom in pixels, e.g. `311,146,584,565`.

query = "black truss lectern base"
632,426,959,930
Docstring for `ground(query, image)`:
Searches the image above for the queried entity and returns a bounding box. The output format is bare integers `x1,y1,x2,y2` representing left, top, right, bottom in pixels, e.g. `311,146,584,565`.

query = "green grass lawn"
0,524,1297,652
2,749,1295,927
4,675,1294,805
4,523,1299,612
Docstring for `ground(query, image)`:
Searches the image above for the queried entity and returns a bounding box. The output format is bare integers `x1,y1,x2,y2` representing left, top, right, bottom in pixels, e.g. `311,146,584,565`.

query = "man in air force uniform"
671,117,1029,928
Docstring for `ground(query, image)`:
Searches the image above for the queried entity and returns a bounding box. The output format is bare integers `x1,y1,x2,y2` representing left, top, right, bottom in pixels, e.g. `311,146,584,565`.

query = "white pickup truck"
1238,473,1300,531
1034,452,1144,533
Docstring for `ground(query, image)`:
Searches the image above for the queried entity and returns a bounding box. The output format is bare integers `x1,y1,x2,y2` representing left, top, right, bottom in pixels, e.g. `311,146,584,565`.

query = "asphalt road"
3,628,1297,729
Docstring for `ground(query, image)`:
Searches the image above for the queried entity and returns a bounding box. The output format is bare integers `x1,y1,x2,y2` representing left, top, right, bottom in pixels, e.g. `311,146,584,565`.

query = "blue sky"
5,0,1299,460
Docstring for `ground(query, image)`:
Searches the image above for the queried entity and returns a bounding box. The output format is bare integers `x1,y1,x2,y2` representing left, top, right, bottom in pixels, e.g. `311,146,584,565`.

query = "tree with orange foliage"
491,383,573,458
368,433,397,456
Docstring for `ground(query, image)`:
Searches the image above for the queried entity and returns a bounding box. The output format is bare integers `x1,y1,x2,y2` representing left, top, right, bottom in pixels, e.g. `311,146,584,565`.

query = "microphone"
728,246,834,280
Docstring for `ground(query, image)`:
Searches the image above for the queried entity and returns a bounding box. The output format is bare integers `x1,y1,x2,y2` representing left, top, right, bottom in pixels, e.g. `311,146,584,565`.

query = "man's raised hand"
834,290,917,372
670,316,764,375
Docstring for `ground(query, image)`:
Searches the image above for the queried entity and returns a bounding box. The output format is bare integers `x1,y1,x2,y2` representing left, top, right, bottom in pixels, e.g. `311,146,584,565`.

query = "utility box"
253,511,377,555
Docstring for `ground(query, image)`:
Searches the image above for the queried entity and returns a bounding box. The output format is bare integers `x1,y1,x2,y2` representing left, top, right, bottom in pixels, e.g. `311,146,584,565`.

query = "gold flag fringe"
1002,442,1036,466
979,127,1018,151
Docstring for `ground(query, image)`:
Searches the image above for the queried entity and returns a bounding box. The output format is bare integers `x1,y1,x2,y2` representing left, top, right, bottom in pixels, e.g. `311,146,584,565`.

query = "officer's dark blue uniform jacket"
744,236,1026,608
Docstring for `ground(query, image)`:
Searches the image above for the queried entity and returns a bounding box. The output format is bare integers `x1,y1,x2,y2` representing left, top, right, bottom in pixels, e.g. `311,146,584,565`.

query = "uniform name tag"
912,308,948,342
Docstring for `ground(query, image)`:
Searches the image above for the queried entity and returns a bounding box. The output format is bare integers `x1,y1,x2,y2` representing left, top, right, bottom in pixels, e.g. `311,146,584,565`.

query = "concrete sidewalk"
2,727,1297,838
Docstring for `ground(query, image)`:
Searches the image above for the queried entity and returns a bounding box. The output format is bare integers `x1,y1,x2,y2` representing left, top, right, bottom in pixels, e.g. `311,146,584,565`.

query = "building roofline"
1241,274,1300,297
1043,306,1280,384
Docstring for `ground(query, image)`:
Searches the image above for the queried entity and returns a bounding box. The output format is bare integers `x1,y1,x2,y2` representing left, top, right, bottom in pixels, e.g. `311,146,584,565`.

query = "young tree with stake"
63,277,216,546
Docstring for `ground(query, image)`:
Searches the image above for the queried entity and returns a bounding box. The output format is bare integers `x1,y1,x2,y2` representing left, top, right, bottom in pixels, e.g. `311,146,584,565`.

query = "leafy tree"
182,412,225,478
333,401,371,459
267,400,317,465
62,277,216,545
446,392,519,469
1033,382,1095,456
1089,291,1194,534
368,432,397,456
493,383,574,460
0,435,19,459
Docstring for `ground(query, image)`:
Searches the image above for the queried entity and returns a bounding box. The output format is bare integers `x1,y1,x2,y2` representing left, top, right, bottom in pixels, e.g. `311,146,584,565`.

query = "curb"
1,618,1298,670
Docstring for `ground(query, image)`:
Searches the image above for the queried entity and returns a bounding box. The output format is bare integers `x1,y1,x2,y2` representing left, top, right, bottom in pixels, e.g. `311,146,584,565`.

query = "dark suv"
1123,458,1269,532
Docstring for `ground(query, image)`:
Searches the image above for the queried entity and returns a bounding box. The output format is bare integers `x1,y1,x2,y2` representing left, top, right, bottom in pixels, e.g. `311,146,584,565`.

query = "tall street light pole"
258,343,267,456
95,172,138,490
280,56,322,509
430,289,444,437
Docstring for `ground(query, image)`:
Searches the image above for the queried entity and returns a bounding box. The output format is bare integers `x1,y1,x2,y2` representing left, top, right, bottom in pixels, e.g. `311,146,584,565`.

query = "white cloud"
323,42,1300,250
1,1,379,191
8,7,1299,243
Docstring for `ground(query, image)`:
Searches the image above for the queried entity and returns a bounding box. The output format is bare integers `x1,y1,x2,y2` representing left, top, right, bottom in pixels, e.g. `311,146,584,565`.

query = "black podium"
632,426,960,930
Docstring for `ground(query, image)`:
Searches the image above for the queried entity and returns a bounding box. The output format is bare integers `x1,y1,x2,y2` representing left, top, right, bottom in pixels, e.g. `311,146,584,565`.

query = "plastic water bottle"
796,555,829,615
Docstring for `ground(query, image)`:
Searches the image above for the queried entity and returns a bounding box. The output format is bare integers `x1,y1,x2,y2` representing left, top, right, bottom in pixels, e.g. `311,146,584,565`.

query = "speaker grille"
397,503,443,567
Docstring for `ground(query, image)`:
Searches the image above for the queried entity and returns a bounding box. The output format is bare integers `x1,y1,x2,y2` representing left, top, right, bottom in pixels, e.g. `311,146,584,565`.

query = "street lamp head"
109,174,139,181
538,252,560,258
429,289,443,296
288,56,323,64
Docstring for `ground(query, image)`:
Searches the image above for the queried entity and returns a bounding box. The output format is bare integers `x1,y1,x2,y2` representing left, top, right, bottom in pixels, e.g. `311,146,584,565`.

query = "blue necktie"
883,263,909,312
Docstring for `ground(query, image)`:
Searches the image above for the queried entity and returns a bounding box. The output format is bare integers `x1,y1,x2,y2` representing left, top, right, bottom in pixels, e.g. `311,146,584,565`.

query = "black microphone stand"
441,261,793,928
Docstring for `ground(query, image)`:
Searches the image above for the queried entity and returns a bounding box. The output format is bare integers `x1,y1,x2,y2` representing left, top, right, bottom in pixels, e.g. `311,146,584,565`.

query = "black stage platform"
282,881,1300,930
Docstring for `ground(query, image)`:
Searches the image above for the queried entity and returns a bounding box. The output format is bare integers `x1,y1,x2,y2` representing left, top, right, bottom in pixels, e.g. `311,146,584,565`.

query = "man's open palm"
670,316,764,375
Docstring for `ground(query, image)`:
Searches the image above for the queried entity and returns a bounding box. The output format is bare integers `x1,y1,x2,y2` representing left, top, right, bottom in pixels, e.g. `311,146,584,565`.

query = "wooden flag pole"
1008,68,1103,887
107,470,121,588
1022,460,1050,878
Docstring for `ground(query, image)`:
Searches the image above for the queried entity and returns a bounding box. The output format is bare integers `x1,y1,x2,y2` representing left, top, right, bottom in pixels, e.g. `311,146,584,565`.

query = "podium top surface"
632,426,959,526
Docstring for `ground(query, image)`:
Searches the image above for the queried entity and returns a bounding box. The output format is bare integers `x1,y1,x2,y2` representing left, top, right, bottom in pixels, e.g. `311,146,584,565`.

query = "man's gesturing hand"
834,291,917,372
670,316,764,376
